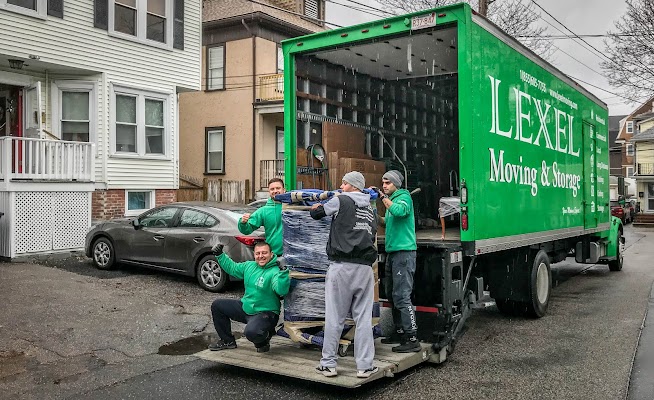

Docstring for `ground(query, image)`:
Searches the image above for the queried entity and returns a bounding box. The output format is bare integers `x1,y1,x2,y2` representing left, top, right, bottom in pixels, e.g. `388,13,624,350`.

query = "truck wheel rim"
201,259,221,288
94,242,110,266
536,262,549,304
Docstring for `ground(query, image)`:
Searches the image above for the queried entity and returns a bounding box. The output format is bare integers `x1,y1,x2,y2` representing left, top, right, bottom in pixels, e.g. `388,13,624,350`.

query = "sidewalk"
628,281,654,400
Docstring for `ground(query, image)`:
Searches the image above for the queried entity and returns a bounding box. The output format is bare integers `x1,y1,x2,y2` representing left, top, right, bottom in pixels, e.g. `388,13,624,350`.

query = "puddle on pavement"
158,332,243,355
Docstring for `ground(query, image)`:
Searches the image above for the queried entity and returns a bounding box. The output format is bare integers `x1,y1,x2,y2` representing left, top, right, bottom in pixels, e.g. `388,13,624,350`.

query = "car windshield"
610,201,620,207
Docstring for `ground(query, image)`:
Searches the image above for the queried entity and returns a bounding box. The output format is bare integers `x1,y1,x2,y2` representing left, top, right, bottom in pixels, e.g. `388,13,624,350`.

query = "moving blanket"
274,188,379,205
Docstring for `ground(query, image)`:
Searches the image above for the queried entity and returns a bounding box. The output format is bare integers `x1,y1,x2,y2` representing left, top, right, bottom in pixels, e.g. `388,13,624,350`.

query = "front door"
121,206,179,265
0,84,22,137
647,183,654,212
163,208,219,272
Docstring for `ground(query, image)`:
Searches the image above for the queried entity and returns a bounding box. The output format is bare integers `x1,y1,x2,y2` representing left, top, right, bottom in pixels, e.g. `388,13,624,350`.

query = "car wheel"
196,254,228,293
92,237,115,270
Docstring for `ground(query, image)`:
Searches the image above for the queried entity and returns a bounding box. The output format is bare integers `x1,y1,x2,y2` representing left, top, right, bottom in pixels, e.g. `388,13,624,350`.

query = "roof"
633,111,654,122
609,115,627,132
609,114,627,146
203,0,325,33
617,95,654,141
631,125,654,142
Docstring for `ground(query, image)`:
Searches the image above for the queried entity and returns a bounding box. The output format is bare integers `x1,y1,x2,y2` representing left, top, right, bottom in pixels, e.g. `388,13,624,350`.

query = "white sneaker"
315,365,337,377
357,366,379,378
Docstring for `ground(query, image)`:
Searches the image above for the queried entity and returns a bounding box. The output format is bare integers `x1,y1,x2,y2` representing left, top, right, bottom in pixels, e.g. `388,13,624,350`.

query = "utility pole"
479,0,489,16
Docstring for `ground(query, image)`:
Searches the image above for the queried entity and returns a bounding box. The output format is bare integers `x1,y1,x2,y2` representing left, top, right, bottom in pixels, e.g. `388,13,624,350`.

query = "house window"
626,121,633,134
112,85,169,157
207,46,224,90
626,143,634,156
304,0,319,19
53,81,98,142
276,128,284,160
206,128,224,173
109,0,172,47
277,46,284,74
126,190,154,215
0,0,46,17
626,166,634,178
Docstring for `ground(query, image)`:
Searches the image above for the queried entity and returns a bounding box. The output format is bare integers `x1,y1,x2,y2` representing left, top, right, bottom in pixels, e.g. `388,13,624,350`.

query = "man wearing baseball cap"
309,171,378,379
372,170,419,353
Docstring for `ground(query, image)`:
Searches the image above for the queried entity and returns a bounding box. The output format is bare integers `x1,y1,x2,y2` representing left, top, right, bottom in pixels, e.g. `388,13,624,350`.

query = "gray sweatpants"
320,261,375,371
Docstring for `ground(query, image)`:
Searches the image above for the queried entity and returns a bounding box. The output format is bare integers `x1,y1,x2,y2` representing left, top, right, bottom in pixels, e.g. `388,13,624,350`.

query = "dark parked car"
610,200,631,224
85,202,263,292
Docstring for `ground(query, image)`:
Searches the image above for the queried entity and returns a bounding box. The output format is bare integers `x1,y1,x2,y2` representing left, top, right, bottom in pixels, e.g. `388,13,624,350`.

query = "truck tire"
609,229,624,272
495,299,518,317
524,250,551,318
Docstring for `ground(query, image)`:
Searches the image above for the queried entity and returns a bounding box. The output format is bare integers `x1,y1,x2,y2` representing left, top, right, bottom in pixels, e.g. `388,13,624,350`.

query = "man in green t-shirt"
238,178,285,256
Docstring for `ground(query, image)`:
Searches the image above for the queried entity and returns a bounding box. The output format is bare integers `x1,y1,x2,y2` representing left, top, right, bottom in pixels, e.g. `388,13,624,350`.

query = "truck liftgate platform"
195,336,447,388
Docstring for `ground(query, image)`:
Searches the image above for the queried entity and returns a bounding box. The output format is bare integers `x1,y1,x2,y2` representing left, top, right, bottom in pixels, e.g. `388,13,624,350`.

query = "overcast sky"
325,0,635,117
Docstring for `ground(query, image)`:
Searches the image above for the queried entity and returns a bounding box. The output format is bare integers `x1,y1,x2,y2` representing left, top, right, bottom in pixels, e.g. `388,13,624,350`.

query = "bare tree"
601,0,654,102
381,0,553,58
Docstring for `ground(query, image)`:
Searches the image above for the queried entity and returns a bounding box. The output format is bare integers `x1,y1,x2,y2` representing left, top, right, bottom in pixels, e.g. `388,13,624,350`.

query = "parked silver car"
85,202,263,292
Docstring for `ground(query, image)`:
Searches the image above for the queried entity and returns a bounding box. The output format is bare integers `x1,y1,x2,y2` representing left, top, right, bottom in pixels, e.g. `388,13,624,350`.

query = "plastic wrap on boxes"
439,196,461,218
282,209,331,271
284,277,326,320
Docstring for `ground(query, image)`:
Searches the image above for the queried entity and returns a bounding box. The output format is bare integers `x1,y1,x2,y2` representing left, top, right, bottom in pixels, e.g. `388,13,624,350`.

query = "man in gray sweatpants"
309,171,378,379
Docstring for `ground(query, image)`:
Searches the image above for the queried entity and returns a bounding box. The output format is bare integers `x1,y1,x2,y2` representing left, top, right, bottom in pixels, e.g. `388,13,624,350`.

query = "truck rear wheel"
608,228,624,272
524,250,551,318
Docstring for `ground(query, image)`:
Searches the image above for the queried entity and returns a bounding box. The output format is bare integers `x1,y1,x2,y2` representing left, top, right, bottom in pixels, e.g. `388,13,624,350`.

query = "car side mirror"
131,219,141,230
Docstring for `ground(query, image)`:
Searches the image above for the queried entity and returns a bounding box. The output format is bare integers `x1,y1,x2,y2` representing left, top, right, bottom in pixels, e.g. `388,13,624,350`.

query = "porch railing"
257,74,284,102
637,163,654,176
260,159,284,189
0,137,95,182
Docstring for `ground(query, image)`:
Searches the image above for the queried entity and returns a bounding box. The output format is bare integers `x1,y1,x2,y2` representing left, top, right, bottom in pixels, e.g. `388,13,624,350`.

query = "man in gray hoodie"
309,171,378,379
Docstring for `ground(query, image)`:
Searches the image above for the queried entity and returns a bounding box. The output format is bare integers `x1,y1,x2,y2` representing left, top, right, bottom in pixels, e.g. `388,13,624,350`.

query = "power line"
566,74,645,104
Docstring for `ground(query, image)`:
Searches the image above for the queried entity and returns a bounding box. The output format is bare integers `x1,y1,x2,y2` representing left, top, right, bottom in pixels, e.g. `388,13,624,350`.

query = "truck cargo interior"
294,25,460,241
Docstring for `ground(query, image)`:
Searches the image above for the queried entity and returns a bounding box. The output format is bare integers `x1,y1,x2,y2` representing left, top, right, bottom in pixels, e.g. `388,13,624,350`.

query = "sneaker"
315,365,337,377
392,339,421,353
380,330,404,344
357,366,379,378
208,340,237,351
256,343,270,353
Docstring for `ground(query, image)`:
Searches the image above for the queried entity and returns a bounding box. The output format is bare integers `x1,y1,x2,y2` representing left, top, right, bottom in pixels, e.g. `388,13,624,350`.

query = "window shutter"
47,0,64,18
94,0,109,30
173,0,185,50
304,0,319,19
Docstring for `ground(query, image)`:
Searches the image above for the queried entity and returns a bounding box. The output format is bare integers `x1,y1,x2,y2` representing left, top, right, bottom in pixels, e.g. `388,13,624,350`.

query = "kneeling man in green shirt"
208,241,290,353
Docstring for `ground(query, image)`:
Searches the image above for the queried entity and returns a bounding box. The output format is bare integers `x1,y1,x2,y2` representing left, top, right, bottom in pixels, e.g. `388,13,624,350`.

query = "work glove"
370,186,386,200
211,244,224,256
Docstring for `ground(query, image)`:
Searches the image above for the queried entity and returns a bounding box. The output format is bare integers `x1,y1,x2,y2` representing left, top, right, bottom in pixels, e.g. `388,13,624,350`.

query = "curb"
627,282,654,400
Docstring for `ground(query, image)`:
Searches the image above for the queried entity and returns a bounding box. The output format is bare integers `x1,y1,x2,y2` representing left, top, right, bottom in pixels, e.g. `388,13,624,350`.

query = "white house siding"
637,143,654,164
0,192,11,258
0,0,201,190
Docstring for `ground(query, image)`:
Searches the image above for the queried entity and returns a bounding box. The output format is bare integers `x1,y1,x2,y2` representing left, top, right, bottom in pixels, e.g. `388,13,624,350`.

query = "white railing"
0,137,95,182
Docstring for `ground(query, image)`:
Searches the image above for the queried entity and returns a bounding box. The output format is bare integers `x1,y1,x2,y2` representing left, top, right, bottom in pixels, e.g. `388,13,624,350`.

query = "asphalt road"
63,226,652,400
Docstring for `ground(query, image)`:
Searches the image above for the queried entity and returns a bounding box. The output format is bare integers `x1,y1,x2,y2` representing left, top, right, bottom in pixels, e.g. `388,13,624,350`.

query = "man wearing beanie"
309,171,378,378
373,169,420,353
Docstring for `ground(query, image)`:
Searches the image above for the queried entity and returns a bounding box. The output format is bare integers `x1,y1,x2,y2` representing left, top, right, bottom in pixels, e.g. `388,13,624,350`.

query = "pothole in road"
158,332,243,355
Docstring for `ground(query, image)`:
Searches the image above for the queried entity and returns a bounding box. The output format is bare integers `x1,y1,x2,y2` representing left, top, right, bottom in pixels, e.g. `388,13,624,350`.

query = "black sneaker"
256,343,270,353
381,330,404,344
208,340,237,351
392,339,421,353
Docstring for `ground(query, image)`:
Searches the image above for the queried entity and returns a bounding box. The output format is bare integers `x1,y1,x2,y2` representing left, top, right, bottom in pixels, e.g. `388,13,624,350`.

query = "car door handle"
153,235,165,241
193,237,205,243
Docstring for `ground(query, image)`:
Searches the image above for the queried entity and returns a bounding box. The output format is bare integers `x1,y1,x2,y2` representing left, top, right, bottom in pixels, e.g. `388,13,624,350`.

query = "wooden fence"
178,176,251,204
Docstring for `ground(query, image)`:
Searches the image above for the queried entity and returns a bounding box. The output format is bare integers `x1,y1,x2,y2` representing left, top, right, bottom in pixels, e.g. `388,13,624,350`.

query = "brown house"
615,96,654,179
178,0,325,201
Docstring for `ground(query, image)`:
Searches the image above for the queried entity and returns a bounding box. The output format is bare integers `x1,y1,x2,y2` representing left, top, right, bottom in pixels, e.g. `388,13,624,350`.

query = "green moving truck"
197,3,625,387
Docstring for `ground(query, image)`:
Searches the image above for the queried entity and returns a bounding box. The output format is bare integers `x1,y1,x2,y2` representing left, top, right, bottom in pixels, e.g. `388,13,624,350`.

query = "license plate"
412,12,436,31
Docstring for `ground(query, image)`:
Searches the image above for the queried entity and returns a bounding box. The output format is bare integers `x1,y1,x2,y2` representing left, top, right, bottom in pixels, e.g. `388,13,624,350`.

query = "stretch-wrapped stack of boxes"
276,192,381,347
